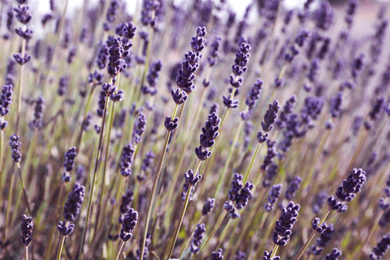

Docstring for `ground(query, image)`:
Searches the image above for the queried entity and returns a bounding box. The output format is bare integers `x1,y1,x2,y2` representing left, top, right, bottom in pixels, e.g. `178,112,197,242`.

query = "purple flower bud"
62,183,85,222
21,214,33,246
191,223,206,254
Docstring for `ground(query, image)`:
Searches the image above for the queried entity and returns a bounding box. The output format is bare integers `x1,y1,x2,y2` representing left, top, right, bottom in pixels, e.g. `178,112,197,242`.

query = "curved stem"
77,95,110,260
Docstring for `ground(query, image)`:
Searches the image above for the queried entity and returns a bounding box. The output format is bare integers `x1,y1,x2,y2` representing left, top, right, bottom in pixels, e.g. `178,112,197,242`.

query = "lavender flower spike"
261,100,281,132
272,201,300,246
370,234,390,260
120,208,138,241
21,214,33,246
191,223,206,254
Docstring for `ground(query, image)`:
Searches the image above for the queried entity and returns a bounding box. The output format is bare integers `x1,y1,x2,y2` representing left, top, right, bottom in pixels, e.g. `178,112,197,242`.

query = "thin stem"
243,142,262,183
95,94,117,232
16,33,26,134
216,218,233,248
115,241,125,260
5,164,15,238
166,184,192,259
77,95,110,260
17,163,32,215
199,211,227,254
213,120,243,198
25,246,28,260
270,244,279,258
293,210,331,260
56,235,66,260
139,131,172,260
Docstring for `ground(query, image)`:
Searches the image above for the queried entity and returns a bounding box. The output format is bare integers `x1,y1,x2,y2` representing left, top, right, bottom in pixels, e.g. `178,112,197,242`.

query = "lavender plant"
0,1,389,260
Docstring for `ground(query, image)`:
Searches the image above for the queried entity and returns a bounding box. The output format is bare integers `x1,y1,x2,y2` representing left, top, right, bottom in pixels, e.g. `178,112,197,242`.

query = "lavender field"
0,0,390,259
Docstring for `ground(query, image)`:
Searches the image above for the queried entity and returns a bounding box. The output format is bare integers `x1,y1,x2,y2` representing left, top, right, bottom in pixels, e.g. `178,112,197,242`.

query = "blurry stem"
214,120,243,198
25,246,28,260
270,244,279,258
355,212,382,257
167,160,201,258
243,142,262,183
16,34,26,134
56,232,67,260
138,12,155,100
0,129,4,204
75,84,97,153
167,183,193,259
95,78,120,233
77,93,110,260
302,129,329,190
199,211,227,254
293,210,331,260
139,129,173,260
17,162,32,215
115,241,125,260
216,218,233,248
42,0,69,90
4,165,15,238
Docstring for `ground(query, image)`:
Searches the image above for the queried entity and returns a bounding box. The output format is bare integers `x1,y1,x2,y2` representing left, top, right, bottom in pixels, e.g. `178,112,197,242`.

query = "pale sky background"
31,0,309,18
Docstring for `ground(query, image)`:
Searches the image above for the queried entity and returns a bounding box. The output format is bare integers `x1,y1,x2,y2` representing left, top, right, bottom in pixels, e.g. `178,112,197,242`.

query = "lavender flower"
132,113,147,144
62,147,77,182
30,96,45,130
276,95,296,129
182,169,202,200
191,223,206,254
315,1,334,31
57,76,69,96
330,92,343,118
63,183,85,222
9,134,22,163
14,5,32,25
164,116,179,131
0,85,13,117
285,176,302,200
272,201,300,246
265,184,282,212
120,208,138,241
103,0,120,31
211,248,224,260
324,248,342,260
261,100,280,132
21,214,33,246
241,79,263,120
120,190,134,214
202,198,215,216
207,36,221,67
120,143,135,177
195,112,220,161
230,42,251,89
312,191,328,214
311,223,334,255
370,234,390,260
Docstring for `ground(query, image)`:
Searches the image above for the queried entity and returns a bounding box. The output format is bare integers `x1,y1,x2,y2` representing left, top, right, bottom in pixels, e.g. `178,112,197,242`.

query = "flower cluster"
191,223,206,254
195,112,220,161
120,208,138,241
272,201,300,246
265,184,282,212
21,214,33,246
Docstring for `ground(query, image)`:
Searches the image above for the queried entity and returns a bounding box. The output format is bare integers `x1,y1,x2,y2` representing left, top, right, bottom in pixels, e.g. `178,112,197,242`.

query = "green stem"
270,244,279,258
56,235,66,260
243,142,262,183
166,184,193,259
139,131,172,260
77,94,110,260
